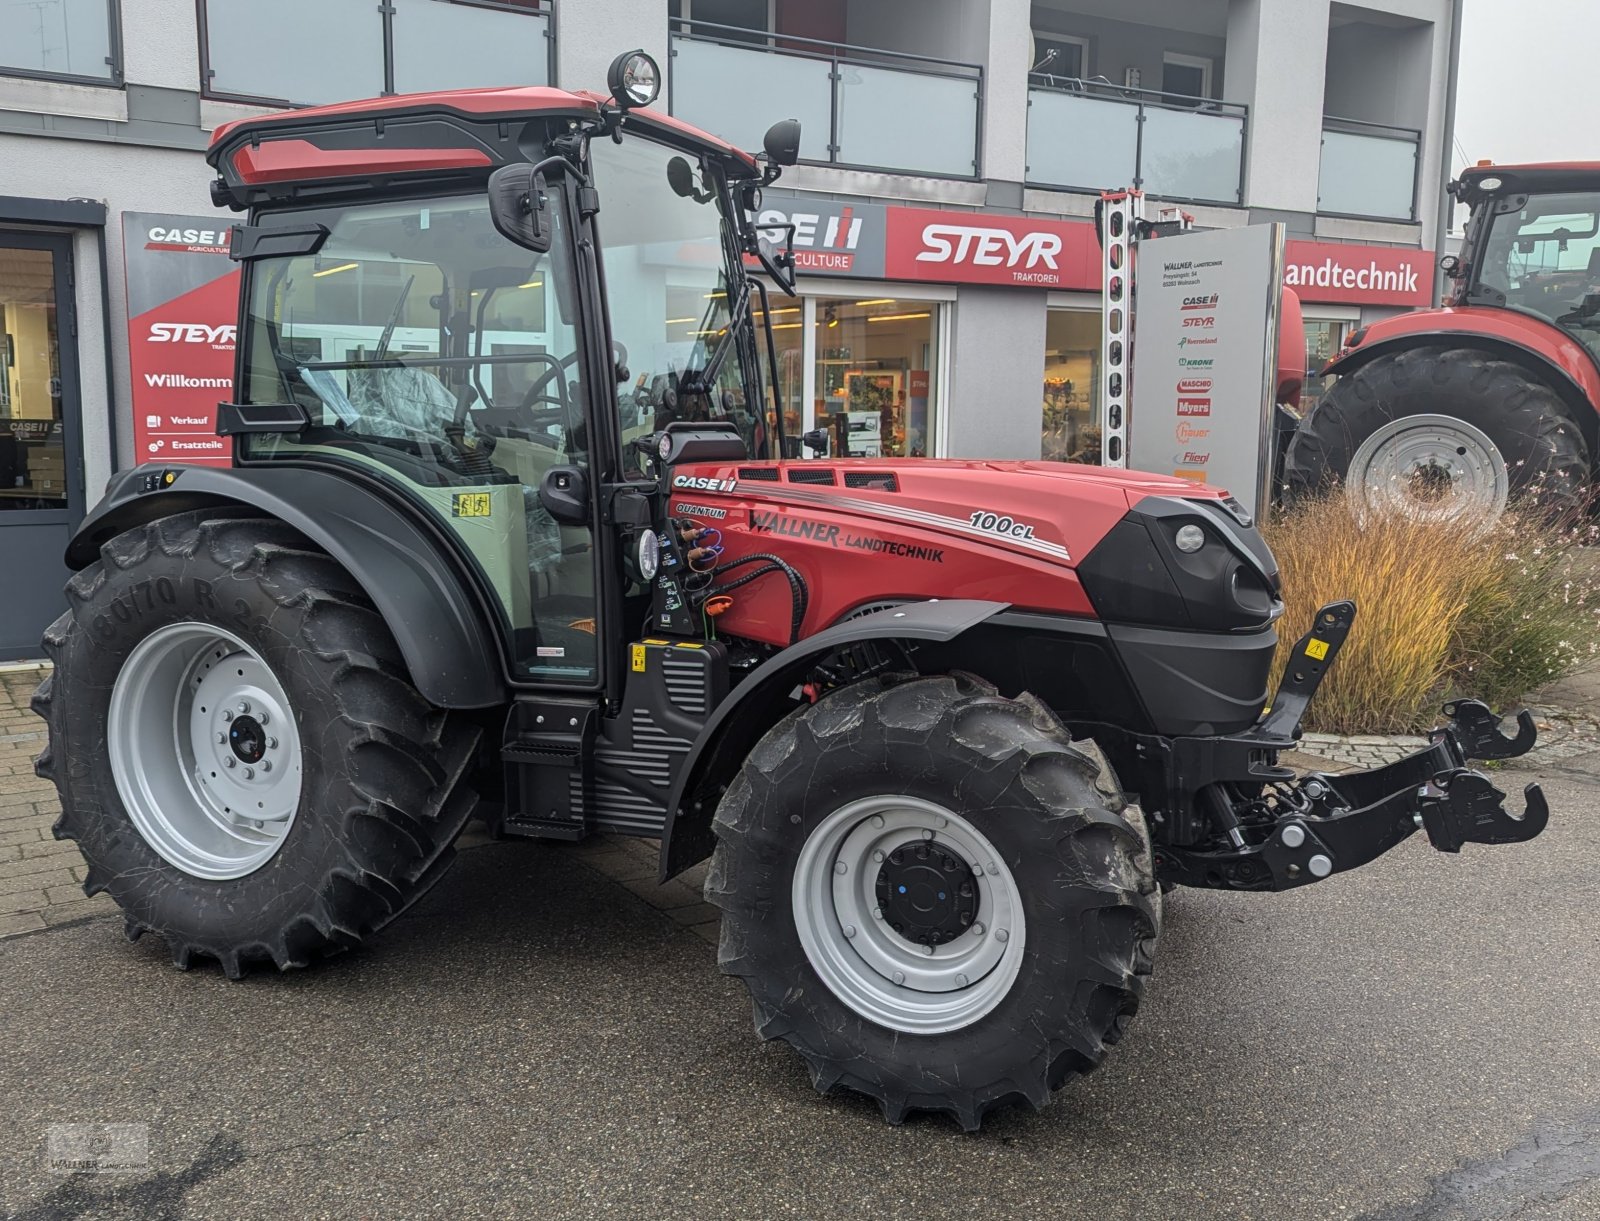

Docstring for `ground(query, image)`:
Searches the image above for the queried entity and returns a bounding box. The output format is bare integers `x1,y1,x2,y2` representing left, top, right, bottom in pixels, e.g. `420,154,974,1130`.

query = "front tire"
32,512,480,977
1284,346,1590,521
706,674,1159,1129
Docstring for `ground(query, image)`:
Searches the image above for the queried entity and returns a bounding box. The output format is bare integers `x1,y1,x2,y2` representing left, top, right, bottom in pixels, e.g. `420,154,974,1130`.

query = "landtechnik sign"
122,212,239,467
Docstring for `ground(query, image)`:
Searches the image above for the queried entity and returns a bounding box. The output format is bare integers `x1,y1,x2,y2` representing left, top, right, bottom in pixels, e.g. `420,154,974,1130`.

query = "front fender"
68,464,507,709
657,599,1011,880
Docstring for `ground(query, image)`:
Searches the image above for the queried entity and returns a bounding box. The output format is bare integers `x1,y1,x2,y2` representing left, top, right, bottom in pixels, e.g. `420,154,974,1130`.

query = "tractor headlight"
608,50,661,109
1174,524,1206,553
636,528,661,581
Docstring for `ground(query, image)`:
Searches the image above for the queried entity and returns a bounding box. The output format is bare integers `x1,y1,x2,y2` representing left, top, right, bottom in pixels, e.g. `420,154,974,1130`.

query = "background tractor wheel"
1284,345,1590,522
32,511,480,978
706,673,1159,1130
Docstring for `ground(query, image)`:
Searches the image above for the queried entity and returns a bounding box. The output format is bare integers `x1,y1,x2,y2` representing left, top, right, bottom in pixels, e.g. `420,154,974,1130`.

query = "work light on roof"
608,50,661,109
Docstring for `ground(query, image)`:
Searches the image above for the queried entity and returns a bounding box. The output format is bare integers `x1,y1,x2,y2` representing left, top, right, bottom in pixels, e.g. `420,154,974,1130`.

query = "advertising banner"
122,213,239,467
883,206,1100,289
1283,239,1432,307
1127,224,1284,516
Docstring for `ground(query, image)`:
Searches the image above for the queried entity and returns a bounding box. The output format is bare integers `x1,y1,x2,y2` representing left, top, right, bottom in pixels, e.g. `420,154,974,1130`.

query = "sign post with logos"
1127,224,1286,517
122,213,238,467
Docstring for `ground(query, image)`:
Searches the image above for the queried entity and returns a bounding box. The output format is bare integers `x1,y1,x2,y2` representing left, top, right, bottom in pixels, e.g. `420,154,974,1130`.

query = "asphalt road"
2,754,1598,1220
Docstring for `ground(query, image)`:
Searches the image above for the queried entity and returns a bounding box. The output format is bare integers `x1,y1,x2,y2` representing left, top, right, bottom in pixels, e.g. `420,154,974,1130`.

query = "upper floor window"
200,0,550,107
0,0,120,84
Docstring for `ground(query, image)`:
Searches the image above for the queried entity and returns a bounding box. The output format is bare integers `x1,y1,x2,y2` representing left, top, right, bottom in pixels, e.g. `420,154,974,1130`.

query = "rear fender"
1322,316,1600,453
658,599,1011,879
67,464,506,709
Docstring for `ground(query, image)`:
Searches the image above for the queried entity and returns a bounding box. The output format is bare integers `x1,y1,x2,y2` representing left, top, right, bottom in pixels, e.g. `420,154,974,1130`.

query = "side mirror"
487,163,551,254
752,222,797,295
538,464,589,525
667,156,713,203
802,427,829,456
763,119,802,167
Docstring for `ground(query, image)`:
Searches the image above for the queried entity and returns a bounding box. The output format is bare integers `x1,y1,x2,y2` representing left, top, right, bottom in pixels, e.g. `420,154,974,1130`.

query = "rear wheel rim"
107,623,304,881
792,795,1026,1035
1346,412,1509,527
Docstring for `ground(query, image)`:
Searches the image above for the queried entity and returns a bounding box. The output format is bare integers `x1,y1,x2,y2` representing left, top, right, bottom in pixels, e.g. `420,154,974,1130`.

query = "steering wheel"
518,342,629,413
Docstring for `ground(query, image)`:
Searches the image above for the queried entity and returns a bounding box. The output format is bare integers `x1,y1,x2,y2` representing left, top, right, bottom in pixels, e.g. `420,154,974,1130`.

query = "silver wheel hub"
1346,412,1509,528
108,624,303,881
792,796,1026,1035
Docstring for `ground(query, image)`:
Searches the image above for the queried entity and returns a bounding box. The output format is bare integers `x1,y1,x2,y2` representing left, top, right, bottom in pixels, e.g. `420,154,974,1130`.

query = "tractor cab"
1451,162,1600,363
205,56,797,686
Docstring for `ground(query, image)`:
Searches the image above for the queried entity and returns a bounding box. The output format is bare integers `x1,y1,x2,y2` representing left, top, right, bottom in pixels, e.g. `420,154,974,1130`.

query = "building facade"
0,0,1459,655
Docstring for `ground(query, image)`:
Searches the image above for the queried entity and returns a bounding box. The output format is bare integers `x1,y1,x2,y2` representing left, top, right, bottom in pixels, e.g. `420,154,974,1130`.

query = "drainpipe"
1434,0,1465,305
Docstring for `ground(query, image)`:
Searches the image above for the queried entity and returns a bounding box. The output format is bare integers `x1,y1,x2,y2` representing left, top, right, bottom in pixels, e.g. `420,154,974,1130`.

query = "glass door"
0,232,83,660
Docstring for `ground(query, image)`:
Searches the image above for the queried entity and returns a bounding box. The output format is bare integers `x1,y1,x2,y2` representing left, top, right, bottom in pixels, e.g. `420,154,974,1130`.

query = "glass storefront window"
0,247,67,510
1300,318,1350,415
1040,308,1101,464
811,297,938,458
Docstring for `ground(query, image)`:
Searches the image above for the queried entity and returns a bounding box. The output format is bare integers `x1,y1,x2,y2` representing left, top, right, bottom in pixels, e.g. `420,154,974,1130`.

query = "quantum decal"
670,501,729,519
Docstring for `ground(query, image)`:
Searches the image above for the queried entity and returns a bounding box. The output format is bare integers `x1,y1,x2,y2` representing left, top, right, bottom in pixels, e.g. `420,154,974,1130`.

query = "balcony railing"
1317,117,1420,221
668,20,983,179
1025,78,1247,205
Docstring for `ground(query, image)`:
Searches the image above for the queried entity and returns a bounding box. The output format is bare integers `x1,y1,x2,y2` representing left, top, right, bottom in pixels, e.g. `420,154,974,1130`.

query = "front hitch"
1151,601,1550,892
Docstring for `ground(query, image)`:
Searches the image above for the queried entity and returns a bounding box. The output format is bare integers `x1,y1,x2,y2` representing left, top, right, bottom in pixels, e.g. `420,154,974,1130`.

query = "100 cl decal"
967,511,1036,540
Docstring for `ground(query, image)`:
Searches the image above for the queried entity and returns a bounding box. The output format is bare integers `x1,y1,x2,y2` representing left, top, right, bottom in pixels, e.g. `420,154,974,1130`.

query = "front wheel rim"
107,623,304,881
792,795,1027,1035
1346,412,1509,528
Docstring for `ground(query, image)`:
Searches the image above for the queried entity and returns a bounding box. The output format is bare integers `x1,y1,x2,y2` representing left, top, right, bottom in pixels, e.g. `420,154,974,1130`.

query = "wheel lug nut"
834,860,848,875
224,757,236,769
221,710,233,722
268,737,278,750
237,701,250,714
842,924,856,939
995,928,1009,943
872,850,884,863
891,971,905,986
873,907,883,920
261,761,272,773
922,829,935,841
242,767,254,779
920,944,933,956
215,733,226,744
258,711,270,725
870,814,884,828
971,922,984,936
955,973,969,987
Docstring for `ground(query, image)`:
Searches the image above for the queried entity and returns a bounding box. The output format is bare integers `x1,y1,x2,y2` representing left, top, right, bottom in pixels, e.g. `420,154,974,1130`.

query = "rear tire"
706,673,1159,1129
32,511,480,978
1284,346,1590,520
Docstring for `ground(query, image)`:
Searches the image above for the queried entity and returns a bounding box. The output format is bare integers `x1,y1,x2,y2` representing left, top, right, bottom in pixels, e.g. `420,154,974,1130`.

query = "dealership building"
0,0,1460,655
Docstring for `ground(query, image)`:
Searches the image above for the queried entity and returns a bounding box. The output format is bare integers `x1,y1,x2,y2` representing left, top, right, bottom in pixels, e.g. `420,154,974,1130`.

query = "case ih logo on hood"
1181,294,1219,311
1176,378,1213,394
672,474,737,493
148,323,236,347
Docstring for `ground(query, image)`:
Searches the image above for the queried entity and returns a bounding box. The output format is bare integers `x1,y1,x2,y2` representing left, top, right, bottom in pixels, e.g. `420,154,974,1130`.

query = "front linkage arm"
1144,602,1549,892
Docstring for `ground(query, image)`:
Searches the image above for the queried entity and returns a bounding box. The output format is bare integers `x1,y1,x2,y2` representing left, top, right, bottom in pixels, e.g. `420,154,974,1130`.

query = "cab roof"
1457,161,1600,195
206,84,758,209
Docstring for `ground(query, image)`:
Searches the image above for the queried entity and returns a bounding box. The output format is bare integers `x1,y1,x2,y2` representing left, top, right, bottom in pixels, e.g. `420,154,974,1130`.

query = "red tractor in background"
1286,162,1600,521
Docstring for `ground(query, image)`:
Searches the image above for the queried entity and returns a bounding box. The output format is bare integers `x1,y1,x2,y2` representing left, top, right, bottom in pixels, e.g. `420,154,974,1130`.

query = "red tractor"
1287,162,1600,521
35,53,1549,1129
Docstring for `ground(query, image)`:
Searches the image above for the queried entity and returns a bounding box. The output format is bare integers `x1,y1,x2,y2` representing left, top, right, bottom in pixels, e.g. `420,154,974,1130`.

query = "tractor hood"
664,458,1278,644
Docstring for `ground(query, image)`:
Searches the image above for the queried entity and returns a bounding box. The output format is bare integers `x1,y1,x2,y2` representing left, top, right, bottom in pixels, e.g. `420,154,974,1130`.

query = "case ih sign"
758,193,1433,305
122,212,238,467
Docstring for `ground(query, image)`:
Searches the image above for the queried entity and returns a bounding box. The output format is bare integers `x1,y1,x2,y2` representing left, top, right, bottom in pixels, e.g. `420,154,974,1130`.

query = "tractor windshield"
587,133,767,457
1477,191,1600,353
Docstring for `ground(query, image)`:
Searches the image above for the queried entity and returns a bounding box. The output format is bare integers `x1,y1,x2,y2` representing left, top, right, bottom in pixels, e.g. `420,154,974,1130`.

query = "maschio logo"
1177,397,1212,416
914,224,1063,272
1175,421,1211,443
1177,378,1213,394
1181,294,1219,311
147,323,236,346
